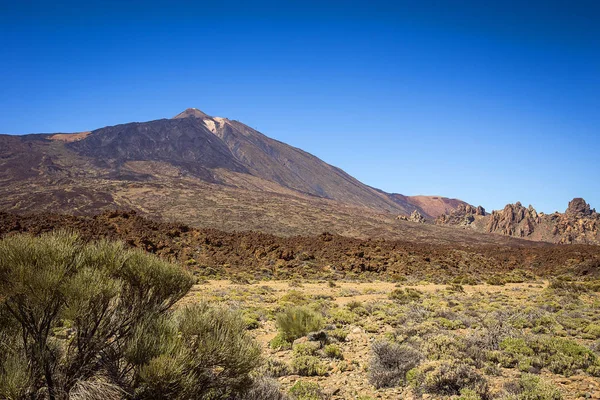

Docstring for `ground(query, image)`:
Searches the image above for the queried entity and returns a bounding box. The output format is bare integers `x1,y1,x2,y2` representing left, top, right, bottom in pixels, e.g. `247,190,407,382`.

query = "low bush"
293,342,320,357
243,377,289,400
369,340,423,388
291,356,328,376
389,288,423,304
530,337,597,376
262,358,291,377
324,344,344,359
408,360,489,399
288,381,324,400
502,374,562,400
270,334,293,351
276,306,324,342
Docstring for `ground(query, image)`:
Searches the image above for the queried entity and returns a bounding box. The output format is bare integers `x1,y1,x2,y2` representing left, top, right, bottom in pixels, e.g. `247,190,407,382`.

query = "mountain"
436,198,600,245
0,108,469,239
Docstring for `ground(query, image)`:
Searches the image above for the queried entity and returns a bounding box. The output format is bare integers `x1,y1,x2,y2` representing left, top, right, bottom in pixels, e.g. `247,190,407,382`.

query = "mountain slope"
0,108,470,239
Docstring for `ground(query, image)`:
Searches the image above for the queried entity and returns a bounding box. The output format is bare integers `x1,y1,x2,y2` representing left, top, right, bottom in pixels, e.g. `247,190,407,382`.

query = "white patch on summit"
203,118,217,133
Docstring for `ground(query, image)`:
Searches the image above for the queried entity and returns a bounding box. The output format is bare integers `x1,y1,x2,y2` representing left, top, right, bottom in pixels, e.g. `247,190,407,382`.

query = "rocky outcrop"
485,202,541,238
436,198,600,245
435,204,486,226
396,210,426,223
409,210,426,223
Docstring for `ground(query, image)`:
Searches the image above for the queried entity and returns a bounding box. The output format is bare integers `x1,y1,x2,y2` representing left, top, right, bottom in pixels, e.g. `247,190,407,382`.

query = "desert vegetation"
1,225,600,399
182,277,600,399
0,232,283,400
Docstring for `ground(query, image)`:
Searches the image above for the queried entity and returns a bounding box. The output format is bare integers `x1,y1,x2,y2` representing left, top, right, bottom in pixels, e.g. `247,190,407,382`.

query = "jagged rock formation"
435,204,486,226
436,198,600,245
486,202,541,237
396,210,426,223
409,210,426,223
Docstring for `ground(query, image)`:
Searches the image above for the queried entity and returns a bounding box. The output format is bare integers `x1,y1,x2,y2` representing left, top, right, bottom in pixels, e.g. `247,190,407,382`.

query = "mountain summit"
172,108,211,119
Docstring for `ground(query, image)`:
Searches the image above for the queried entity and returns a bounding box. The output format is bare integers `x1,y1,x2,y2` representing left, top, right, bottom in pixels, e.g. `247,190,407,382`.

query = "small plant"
289,380,324,400
270,334,292,351
293,342,320,357
276,306,324,342
262,358,291,377
389,288,422,304
291,356,328,376
244,377,289,400
329,328,349,342
447,283,466,293
409,360,489,399
369,340,423,388
324,344,344,359
330,308,357,325
502,374,562,400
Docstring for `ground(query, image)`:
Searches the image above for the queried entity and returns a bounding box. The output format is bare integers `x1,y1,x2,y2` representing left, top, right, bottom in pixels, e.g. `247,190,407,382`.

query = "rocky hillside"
436,198,600,245
0,108,468,238
1,210,598,279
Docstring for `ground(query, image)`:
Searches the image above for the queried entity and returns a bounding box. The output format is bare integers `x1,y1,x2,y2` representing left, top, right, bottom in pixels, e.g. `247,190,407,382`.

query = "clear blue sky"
1,0,599,213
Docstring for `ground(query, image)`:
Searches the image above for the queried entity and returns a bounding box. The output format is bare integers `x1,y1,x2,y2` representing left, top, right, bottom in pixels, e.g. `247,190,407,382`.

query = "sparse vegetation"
0,232,277,400
276,306,324,342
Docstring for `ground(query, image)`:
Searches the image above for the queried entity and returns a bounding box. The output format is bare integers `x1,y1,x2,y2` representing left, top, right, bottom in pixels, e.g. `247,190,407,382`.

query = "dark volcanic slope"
2,211,599,280
69,109,420,213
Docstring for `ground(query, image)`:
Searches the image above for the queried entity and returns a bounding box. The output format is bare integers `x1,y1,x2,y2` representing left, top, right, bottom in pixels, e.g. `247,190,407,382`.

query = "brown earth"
1,210,598,280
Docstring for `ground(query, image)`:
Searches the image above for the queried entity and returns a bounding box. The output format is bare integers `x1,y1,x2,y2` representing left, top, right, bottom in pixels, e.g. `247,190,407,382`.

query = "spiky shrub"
242,377,289,400
276,307,323,342
368,340,423,388
135,303,262,399
409,360,489,399
0,232,266,400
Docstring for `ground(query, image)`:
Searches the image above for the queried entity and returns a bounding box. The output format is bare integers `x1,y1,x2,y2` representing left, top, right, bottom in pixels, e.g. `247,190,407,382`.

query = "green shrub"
324,344,344,359
486,276,506,286
583,324,600,339
280,290,309,305
291,356,328,376
503,374,562,400
459,388,483,400
288,381,324,400
0,232,265,400
276,307,324,342
389,288,423,304
530,337,597,376
329,328,349,342
262,358,291,377
270,334,292,351
0,232,195,399
330,308,357,325
137,302,262,399
425,334,466,361
293,342,320,357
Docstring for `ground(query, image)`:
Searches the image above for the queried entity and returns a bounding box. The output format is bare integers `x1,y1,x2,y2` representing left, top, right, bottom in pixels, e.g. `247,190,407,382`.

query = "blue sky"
1,0,599,213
